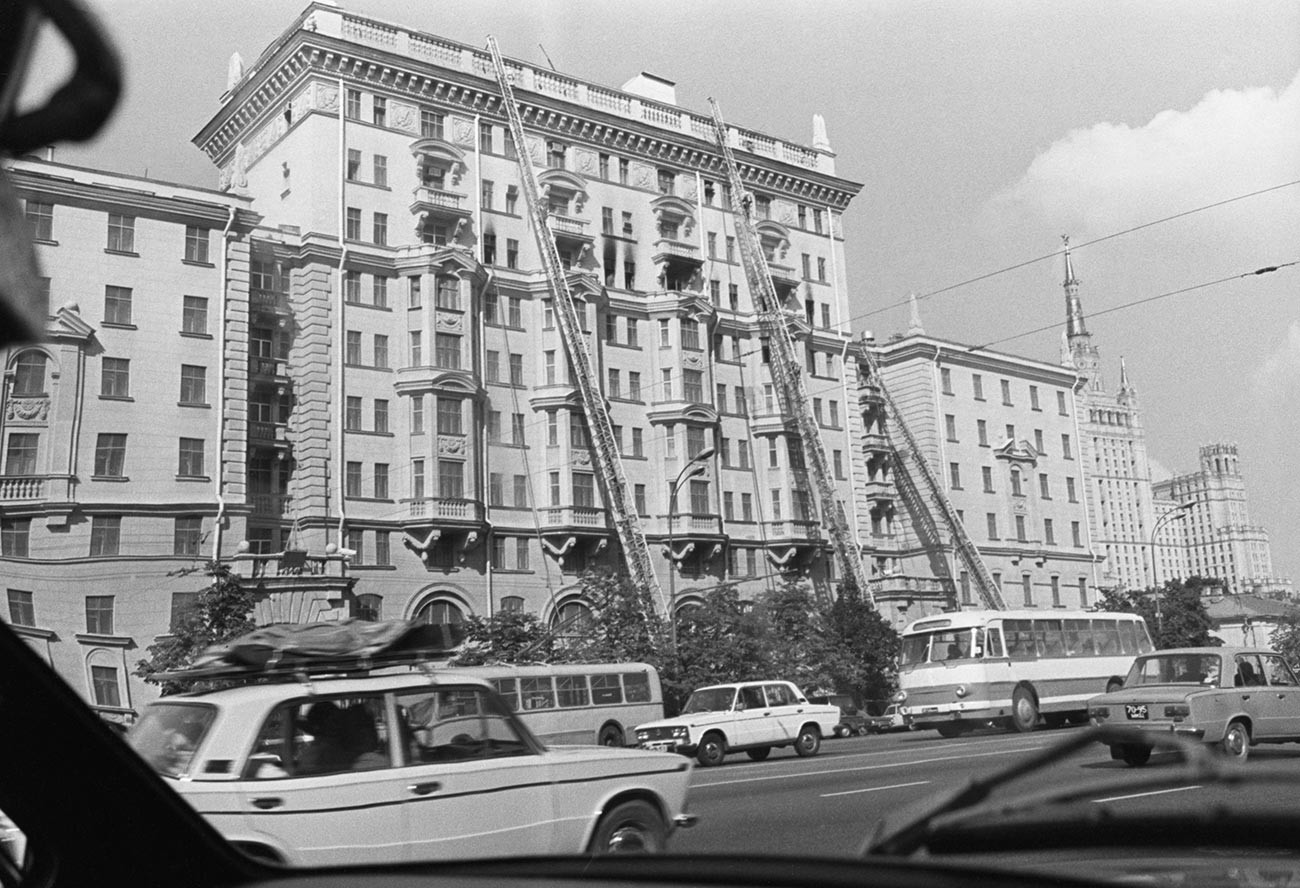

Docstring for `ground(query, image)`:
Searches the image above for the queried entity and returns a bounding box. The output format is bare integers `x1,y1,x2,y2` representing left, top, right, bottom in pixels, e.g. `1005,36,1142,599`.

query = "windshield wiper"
863,724,1222,857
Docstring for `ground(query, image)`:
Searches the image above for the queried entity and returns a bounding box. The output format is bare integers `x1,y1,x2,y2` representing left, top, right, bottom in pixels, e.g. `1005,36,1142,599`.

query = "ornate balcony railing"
407,498,484,522
0,476,45,501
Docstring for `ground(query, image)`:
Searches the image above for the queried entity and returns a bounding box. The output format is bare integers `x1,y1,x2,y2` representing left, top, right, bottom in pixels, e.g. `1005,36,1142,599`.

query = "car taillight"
1089,706,1110,720
1164,704,1191,718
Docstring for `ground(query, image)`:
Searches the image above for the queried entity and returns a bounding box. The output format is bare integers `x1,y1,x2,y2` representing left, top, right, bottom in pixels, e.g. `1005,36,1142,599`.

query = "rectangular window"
4,433,38,475
374,464,389,499
438,460,465,499
1034,429,1045,454
106,214,134,253
1062,433,1073,459
515,538,530,570
1022,574,1033,606
373,213,388,246
92,433,126,478
1015,514,1027,541
487,410,502,443
1030,385,1040,411
626,319,639,347
345,88,361,119
1039,473,1050,498
986,513,999,540
178,437,205,477
89,518,121,558
435,333,460,369
346,148,361,179
507,296,522,327
683,369,703,403
485,350,500,384
1072,521,1083,547
435,276,459,310
573,472,596,508
345,396,362,430
373,334,389,369
181,295,208,335
489,472,504,506
86,596,116,637
1057,390,1069,415
25,200,53,240
1044,518,1056,546
345,330,362,365
628,371,642,401
374,399,389,434
607,368,621,398
104,285,132,325
817,257,827,282
972,373,984,400
632,428,644,457
345,207,362,241
511,413,525,445
7,589,35,627
1001,379,1012,405
409,331,423,365
634,483,647,516
514,475,528,506
728,283,739,310
479,121,494,153
373,154,388,187
945,414,958,441
436,398,462,435
183,226,210,263
409,276,422,308
412,459,425,498
421,108,444,138
599,153,610,179
179,365,207,405
941,367,953,395
345,462,363,497
982,466,994,493
949,462,961,488
411,395,424,433
1,519,30,558
1066,476,1078,502
372,95,387,126
680,318,700,350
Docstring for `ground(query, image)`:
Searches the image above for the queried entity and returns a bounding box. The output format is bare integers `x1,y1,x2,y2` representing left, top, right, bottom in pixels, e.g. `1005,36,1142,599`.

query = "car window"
1262,655,1299,686
396,687,534,762
739,686,765,710
1234,655,1266,687
764,684,796,707
129,703,216,777
247,694,390,779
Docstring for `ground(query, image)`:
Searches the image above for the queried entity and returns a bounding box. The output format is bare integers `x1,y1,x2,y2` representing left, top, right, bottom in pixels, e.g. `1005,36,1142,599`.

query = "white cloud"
1253,322,1300,408
983,70,1300,250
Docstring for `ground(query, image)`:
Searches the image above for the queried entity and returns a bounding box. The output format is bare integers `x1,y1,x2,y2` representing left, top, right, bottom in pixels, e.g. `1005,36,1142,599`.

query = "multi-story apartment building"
1,2,865,715
1057,239,1159,594
1154,443,1292,597
853,321,1103,629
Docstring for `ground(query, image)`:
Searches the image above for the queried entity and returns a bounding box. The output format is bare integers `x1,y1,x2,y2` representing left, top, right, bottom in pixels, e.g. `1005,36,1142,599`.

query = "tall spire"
1059,234,1103,391
1063,234,1087,338
906,292,924,336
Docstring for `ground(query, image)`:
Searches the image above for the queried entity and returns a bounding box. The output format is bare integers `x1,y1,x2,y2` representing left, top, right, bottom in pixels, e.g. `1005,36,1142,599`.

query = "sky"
17,0,1300,582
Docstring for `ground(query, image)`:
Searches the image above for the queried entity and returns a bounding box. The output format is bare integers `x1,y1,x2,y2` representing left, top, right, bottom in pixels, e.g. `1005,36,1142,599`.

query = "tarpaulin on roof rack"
159,619,459,681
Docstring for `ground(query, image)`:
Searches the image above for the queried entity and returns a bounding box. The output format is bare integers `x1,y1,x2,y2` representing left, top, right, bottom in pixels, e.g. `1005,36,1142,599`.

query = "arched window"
499,595,524,613
414,597,466,649
550,599,592,640
354,594,382,622
12,351,48,396
1010,468,1023,497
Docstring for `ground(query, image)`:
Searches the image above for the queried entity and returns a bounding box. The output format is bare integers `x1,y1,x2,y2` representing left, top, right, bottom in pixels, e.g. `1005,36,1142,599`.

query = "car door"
237,693,405,867
1232,654,1276,738
730,685,774,747
764,683,803,744
1260,655,1300,737
394,686,555,860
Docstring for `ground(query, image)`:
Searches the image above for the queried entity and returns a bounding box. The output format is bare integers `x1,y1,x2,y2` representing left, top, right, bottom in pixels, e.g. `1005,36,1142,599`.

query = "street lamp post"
1150,500,1196,637
668,445,715,654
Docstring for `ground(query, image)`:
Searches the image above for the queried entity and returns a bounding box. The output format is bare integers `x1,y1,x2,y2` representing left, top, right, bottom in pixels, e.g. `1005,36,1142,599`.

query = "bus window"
622,672,651,703
1063,620,1093,656
1003,620,1034,658
492,678,520,711
1118,620,1139,654
556,675,590,708
900,635,931,666
984,626,1004,658
970,628,986,658
520,677,555,710
1036,620,1065,657
1094,619,1121,656
1136,621,1155,653
590,674,623,705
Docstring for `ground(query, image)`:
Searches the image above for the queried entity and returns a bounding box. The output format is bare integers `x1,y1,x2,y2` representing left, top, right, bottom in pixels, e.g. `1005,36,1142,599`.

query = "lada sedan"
633,680,840,766
1087,646,1300,765
128,672,695,865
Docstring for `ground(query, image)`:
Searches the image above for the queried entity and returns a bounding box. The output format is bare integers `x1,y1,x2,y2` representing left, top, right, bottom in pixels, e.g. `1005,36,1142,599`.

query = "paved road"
669,724,1300,857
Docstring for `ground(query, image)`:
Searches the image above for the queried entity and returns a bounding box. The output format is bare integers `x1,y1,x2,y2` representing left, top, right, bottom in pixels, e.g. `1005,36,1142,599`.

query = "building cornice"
863,335,1081,387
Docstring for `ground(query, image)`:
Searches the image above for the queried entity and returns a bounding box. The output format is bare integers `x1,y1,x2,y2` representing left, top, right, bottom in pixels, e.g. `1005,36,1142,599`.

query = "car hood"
635,711,736,731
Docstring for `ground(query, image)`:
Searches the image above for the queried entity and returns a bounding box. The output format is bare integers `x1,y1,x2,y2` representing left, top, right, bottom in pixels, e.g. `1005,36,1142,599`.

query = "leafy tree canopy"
1095,576,1222,649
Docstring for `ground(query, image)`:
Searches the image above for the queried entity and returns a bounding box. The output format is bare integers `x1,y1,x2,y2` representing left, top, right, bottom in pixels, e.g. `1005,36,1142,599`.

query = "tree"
1096,576,1222,649
665,584,769,714
135,561,257,695
752,576,834,693
561,570,669,666
1269,611,1300,668
450,610,555,665
820,584,899,706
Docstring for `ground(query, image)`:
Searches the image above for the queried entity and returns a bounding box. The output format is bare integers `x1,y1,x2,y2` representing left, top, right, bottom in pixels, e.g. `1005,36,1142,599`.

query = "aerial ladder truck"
707,100,873,606
486,39,668,612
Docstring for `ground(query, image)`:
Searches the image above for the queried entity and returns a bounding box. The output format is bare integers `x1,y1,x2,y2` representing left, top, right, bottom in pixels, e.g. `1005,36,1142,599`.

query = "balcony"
763,518,821,542
651,239,700,265
862,431,891,452
250,357,289,382
250,289,290,317
410,186,469,215
660,512,726,567
250,493,293,517
407,497,484,523
538,505,613,571
248,421,291,453
867,575,954,603
540,506,609,529
862,478,895,501
0,476,45,501
762,518,822,570
549,214,591,241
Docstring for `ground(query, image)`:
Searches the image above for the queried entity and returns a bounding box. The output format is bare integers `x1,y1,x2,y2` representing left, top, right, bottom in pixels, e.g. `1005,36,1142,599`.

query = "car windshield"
128,703,216,777
1127,654,1223,687
681,688,737,714
1,0,1295,882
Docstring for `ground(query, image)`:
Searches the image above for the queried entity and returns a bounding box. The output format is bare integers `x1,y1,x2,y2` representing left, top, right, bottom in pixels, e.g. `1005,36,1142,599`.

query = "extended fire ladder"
487,38,667,611
707,100,873,604
856,347,1008,610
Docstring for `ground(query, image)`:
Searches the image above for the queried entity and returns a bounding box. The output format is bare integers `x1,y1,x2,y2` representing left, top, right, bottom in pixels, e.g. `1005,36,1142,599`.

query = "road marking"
693,746,1049,788
821,780,931,798
1091,785,1203,803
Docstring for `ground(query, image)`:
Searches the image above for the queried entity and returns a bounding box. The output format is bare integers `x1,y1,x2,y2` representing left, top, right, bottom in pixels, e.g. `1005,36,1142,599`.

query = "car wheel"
588,800,667,854
1120,744,1152,767
598,724,625,747
832,725,847,738
936,723,964,739
1010,687,1039,733
695,733,726,767
746,746,771,761
794,725,821,757
1220,720,1250,763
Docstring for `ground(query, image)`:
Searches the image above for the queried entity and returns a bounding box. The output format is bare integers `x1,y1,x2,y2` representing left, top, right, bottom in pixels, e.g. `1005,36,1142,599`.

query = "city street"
669,725,1300,857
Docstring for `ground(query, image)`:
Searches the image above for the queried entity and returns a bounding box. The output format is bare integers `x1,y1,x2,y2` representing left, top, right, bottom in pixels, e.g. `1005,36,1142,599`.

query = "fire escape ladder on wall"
487,37,666,612
857,348,1007,610
707,99,872,606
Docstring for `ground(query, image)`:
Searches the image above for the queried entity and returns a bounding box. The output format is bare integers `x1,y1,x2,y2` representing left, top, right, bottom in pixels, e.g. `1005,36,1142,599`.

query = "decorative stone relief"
682,177,698,202
317,83,339,112
452,116,474,145
632,163,653,189
684,352,702,369
575,149,597,173
390,101,417,133
438,435,466,456
7,398,49,423
436,312,464,331
525,136,543,163
573,451,591,467
778,201,796,226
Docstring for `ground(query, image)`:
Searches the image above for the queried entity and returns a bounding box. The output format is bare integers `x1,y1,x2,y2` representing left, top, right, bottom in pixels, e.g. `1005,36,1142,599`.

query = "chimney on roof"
621,72,677,106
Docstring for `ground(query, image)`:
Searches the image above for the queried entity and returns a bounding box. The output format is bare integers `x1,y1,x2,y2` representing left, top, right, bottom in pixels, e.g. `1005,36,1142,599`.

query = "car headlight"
636,731,649,742
954,684,969,698
893,690,907,703
1164,704,1191,718
671,726,689,739
1089,706,1110,720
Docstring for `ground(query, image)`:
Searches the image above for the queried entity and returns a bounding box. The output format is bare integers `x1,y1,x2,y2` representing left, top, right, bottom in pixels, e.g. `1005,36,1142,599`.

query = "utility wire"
855,178,1300,323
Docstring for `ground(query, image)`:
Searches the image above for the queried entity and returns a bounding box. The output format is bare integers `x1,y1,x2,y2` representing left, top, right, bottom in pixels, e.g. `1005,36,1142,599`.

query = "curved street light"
668,445,715,654
1150,500,1197,636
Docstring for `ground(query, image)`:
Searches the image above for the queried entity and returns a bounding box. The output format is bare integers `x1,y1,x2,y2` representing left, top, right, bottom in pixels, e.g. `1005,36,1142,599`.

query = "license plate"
1125,704,1149,720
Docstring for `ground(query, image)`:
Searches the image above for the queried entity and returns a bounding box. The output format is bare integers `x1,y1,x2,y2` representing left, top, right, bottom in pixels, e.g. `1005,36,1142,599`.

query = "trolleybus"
896,609,1154,736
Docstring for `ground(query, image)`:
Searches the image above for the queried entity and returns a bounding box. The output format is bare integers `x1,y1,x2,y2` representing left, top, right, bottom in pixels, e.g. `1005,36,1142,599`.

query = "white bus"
896,609,1154,737
439,662,664,748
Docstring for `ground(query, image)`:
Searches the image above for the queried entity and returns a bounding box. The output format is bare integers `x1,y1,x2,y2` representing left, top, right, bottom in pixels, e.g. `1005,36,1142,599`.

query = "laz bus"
896,609,1154,737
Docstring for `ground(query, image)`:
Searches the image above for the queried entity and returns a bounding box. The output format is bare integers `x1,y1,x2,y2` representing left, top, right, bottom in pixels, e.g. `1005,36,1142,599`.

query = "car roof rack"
153,619,458,685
